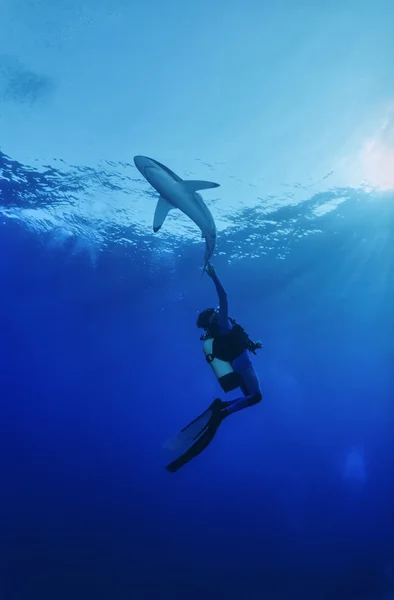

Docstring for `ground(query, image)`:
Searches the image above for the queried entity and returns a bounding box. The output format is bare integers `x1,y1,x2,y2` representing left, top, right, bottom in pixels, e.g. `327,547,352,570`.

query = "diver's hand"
206,262,216,278
249,340,263,354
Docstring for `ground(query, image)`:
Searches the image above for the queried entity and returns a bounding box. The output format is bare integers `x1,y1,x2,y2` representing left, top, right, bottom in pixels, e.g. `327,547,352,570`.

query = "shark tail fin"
201,246,210,278
182,180,220,193
201,261,209,278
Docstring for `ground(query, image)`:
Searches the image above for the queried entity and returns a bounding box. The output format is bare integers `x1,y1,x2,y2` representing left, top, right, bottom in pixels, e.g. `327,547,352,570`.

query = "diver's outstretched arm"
206,262,228,327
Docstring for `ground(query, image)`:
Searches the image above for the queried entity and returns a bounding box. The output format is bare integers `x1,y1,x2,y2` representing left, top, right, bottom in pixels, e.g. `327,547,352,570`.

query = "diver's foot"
210,398,224,410
208,398,227,423
209,398,232,421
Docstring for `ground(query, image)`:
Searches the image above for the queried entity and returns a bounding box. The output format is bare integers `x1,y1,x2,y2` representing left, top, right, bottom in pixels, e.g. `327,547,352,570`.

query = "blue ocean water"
1,149,393,599
1,1,394,598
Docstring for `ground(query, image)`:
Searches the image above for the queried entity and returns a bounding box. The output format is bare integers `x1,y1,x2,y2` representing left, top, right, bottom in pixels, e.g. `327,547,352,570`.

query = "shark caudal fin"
201,244,212,277
181,180,220,193
202,257,209,277
153,196,174,232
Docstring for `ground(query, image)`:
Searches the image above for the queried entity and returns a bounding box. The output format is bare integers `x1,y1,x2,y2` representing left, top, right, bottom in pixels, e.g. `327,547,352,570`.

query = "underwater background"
1,1,393,599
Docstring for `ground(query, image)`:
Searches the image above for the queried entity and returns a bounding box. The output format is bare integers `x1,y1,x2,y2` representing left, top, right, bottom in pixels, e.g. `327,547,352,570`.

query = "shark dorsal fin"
181,180,220,192
153,195,174,232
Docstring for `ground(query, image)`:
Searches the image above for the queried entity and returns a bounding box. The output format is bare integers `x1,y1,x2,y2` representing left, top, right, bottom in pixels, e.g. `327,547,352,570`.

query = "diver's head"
196,307,217,330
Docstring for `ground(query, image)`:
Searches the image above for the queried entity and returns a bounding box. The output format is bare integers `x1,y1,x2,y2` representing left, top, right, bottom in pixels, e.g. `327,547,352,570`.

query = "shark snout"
134,155,154,176
134,155,166,191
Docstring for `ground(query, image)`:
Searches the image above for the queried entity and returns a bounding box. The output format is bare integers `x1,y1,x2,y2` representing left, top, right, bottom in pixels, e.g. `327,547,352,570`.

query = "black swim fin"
164,398,224,473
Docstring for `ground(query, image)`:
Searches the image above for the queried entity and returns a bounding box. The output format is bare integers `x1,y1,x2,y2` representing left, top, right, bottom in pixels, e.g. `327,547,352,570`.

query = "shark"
133,155,219,272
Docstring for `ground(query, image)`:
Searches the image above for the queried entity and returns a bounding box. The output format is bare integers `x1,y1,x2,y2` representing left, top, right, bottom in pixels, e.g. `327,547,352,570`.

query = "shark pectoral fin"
153,196,174,232
181,180,220,192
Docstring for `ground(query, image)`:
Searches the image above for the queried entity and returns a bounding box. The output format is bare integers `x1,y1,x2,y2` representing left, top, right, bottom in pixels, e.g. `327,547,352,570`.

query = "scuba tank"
202,338,241,392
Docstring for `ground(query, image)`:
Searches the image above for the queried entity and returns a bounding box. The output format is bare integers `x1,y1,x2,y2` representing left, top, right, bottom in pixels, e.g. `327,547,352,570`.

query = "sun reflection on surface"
358,105,394,191
359,139,394,191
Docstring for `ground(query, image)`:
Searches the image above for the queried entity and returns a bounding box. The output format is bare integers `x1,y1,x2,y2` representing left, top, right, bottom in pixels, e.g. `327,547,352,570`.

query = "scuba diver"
165,262,263,473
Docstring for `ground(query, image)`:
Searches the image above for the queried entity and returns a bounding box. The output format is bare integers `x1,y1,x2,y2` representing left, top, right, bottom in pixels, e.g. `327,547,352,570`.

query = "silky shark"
133,155,219,271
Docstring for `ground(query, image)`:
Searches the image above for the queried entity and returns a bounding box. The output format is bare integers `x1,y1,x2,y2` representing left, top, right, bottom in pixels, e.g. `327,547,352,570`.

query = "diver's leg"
222,361,262,417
